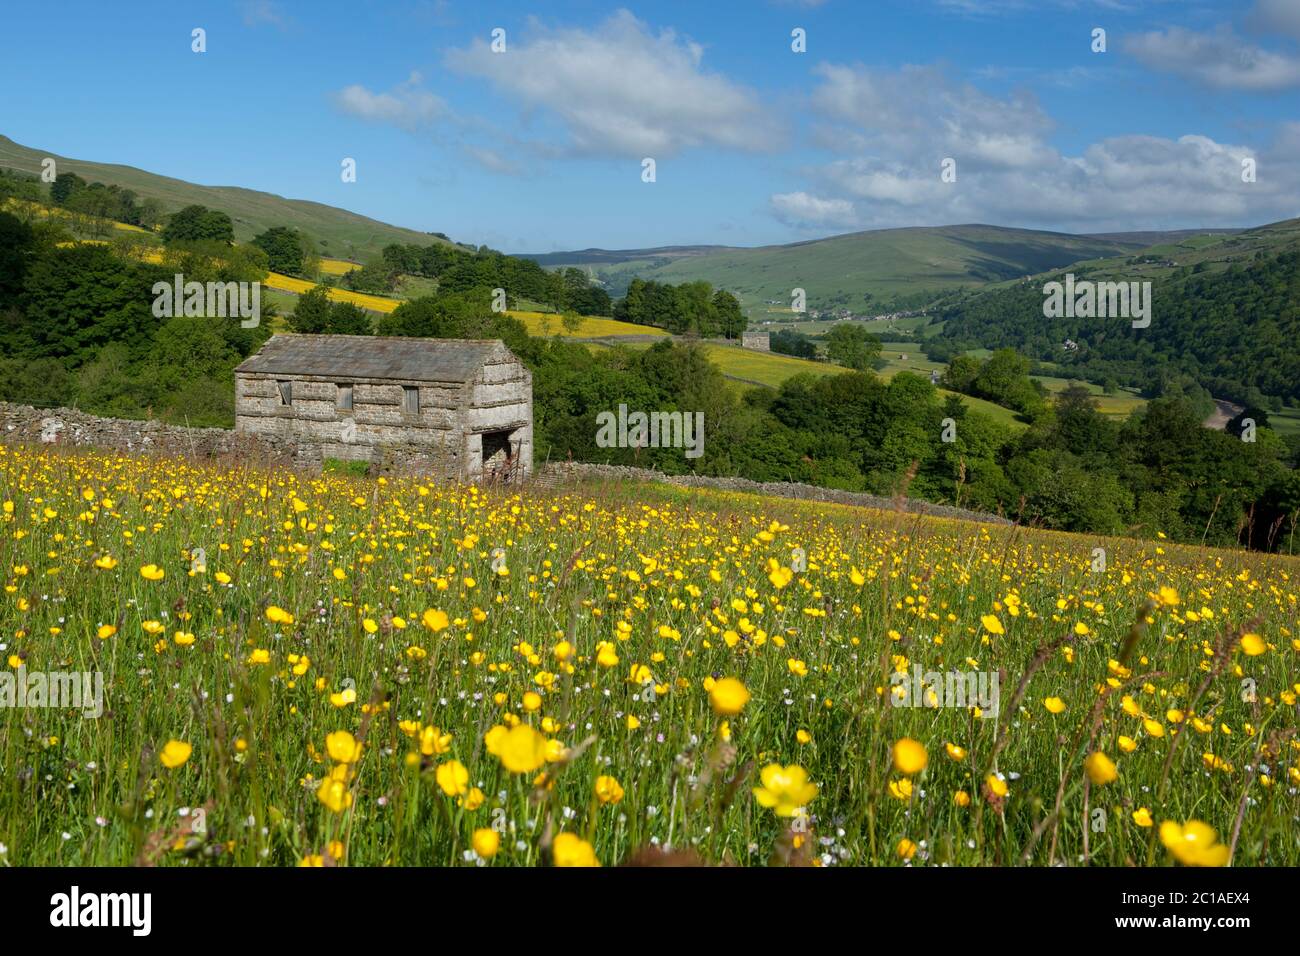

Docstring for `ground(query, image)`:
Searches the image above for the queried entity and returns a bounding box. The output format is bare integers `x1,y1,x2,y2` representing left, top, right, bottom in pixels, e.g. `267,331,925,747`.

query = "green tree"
824,323,882,370
712,290,746,340
287,286,336,334
49,172,85,206
252,226,308,275
163,205,234,244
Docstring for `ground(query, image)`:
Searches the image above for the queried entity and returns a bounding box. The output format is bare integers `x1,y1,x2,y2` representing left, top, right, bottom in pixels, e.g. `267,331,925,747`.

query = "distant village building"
235,334,533,482
741,331,771,351
1063,339,1079,352
930,369,941,385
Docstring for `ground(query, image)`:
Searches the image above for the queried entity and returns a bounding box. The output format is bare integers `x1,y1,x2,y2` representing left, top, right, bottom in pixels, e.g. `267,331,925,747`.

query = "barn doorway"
481,429,519,483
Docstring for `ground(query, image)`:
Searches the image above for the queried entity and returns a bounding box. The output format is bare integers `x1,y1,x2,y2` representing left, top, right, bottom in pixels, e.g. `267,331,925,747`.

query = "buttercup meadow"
1,443,1296,867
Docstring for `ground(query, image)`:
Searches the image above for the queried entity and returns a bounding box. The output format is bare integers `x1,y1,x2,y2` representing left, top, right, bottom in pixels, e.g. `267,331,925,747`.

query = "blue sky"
1,0,1296,251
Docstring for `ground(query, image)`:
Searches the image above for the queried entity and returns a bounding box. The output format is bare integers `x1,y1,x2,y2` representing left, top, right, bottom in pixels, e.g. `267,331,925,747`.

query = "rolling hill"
934,216,1300,405
519,224,1153,315
0,134,456,261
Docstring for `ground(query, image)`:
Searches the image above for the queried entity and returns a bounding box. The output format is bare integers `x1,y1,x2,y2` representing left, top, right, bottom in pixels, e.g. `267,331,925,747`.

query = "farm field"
779,316,935,337
318,258,360,276
696,343,841,386
600,339,1026,424
0,443,1296,867
507,311,669,339
262,271,402,314
876,343,947,381
1031,375,1149,419
1268,409,1300,437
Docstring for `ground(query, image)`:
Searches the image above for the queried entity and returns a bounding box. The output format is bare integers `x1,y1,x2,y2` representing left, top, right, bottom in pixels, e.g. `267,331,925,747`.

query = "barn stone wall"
233,351,534,482
235,374,466,478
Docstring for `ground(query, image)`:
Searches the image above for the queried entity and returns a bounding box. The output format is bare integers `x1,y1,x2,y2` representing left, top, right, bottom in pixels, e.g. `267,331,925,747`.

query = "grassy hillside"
527,224,1146,316
971,217,1300,291
936,217,1300,405
0,134,454,261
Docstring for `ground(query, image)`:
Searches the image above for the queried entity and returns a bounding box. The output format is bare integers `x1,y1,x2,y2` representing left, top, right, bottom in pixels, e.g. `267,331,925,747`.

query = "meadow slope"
1,443,1296,867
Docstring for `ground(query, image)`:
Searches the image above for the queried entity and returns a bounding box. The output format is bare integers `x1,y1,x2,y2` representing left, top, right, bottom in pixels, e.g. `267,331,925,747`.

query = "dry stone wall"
535,461,1011,524
0,402,286,462
1,403,1007,522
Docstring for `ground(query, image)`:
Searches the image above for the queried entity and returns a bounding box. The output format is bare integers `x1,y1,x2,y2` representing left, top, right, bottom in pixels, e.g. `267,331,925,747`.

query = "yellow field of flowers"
507,310,669,338
0,443,1296,867
318,258,360,276
262,272,401,314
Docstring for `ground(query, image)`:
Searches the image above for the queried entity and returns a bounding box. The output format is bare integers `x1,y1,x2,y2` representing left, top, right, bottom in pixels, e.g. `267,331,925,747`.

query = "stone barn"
741,331,770,351
234,334,532,481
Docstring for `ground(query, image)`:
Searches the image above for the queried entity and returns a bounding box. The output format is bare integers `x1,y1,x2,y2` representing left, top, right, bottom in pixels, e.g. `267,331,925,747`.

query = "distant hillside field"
319,257,360,276
522,225,1147,315
507,311,669,338
0,134,452,261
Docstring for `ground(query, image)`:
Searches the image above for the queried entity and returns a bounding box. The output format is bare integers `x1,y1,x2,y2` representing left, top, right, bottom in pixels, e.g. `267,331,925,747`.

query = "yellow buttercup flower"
1084,751,1118,785
753,763,818,817
495,724,547,774
709,677,750,716
419,725,452,756
892,737,928,775
435,759,469,797
1239,633,1265,656
595,775,625,804
326,730,362,764
984,774,1008,798
1159,820,1229,867
265,605,294,625
552,832,599,867
159,739,192,769
317,776,353,814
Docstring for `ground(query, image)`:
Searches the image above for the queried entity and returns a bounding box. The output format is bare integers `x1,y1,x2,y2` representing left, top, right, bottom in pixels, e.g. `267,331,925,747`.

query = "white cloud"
444,10,782,157
332,72,449,131
460,145,526,177
770,191,859,228
1124,25,1300,91
1251,0,1300,39
241,0,289,29
776,63,1299,232
809,63,1057,172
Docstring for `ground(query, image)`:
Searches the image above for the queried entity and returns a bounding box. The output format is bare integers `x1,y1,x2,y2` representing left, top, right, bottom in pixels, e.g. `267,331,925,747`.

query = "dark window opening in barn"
482,429,516,480
402,386,420,415
277,380,292,406
337,383,353,410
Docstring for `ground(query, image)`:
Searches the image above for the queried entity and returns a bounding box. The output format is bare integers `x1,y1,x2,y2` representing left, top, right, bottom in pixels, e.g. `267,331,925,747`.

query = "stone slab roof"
236,334,507,384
